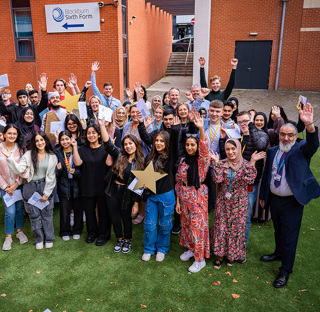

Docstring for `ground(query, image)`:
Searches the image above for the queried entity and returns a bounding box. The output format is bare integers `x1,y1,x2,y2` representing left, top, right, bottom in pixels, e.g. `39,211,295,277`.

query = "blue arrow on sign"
62,23,84,30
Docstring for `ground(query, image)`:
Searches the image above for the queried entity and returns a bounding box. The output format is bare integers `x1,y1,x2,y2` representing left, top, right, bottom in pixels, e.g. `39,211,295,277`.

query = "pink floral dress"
210,161,257,261
175,138,210,262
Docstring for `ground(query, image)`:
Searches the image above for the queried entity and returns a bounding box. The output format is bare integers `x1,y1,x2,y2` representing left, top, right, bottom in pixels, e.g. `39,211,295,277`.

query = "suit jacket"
260,128,320,206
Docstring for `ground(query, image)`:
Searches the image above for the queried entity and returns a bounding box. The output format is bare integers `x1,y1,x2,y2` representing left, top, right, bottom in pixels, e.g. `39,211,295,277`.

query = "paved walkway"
147,76,320,127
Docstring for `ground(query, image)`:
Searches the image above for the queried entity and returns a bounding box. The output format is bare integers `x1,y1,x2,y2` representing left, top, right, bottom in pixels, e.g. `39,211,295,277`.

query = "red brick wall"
127,1,172,93
208,0,319,91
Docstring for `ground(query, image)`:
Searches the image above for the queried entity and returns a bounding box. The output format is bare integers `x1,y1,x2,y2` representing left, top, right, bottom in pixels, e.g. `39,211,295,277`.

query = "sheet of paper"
3,189,23,206
98,105,113,122
136,99,150,119
27,192,49,210
127,177,144,196
45,111,60,141
0,74,9,88
0,119,6,127
78,102,87,119
50,121,65,134
225,128,242,139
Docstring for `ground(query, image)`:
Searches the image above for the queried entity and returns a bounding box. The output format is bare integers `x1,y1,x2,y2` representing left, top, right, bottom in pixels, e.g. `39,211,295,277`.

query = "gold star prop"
59,90,81,112
131,161,167,194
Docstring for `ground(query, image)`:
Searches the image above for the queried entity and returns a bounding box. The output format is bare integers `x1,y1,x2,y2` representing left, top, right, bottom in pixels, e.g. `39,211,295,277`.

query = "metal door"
234,41,272,89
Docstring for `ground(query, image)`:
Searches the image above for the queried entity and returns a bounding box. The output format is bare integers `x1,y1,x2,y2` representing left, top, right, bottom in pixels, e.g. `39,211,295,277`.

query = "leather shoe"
273,273,289,288
86,235,96,243
260,253,281,262
95,238,107,246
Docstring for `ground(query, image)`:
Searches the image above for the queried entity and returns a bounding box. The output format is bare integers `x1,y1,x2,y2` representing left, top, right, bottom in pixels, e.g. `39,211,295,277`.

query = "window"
11,0,35,61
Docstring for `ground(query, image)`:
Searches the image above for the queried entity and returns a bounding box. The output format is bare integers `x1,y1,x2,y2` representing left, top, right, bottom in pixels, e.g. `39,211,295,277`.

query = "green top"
32,153,49,181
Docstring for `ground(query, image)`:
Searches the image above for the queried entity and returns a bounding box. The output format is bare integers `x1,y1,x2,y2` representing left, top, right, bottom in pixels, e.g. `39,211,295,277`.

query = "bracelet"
305,122,313,126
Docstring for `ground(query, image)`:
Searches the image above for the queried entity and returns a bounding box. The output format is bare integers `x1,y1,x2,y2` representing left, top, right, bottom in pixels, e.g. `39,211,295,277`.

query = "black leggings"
106,183,133,240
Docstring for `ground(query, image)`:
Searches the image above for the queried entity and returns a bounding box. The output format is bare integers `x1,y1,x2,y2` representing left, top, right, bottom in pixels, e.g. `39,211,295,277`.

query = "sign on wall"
45,2,100,33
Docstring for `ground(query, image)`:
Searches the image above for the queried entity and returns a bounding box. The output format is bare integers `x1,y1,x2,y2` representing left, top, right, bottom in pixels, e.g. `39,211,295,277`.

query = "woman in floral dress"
175,115,210,273
210,139,265,268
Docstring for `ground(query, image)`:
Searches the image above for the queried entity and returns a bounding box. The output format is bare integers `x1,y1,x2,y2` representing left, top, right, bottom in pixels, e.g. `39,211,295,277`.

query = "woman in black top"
64,114,84,146
100,121,144,254
55,130,82,241
72,124,111,246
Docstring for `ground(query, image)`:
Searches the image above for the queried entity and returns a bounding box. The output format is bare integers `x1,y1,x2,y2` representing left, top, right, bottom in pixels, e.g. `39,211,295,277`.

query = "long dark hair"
82,124,102,145
229,97,239,120
267,105,288,129
162,91,169,106
30,131,54,173
58,130,72,144
3,124,24,153
113,134,144,179
133,85,147,102
145,131,170,174
65,114,82,138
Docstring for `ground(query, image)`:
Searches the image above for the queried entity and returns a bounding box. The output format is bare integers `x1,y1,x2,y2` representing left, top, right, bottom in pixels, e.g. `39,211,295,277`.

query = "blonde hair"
209,75,221,84
89,95,102,106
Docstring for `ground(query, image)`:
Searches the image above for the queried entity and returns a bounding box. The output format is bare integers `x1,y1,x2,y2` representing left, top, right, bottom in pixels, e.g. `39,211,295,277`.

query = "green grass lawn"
0,151,319,312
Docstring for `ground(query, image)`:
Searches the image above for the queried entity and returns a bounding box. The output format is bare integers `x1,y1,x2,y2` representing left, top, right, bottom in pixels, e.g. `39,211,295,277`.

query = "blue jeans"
143,190,175,255
245,184,258,245
0,186,24,235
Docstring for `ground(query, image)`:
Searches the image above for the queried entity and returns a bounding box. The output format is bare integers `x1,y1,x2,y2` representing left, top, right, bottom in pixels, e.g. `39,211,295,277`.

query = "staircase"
166,52,193,76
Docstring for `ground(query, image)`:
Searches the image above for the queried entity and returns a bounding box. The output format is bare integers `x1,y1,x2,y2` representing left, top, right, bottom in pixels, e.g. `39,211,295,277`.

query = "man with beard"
259,103,320,288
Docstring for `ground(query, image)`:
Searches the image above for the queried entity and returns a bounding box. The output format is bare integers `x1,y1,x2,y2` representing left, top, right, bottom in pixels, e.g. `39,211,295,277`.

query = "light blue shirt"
221,118,240,132
90,73,121,111
188,97,210,112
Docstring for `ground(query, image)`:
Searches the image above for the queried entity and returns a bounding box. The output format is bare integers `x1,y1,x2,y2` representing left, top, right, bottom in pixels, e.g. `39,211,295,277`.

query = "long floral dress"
175,138,210,262
210,161,257,261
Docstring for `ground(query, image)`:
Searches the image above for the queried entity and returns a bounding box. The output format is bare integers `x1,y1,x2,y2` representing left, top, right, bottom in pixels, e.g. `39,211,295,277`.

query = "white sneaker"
188,260,206,273
36,241,44,250
73,234,80,240
142,253,151,261
156,252,165,262
70,213,74,226
62,236,70,241
16,231,28,244
2,237,12,251
180,250,194,261
45,242,53,248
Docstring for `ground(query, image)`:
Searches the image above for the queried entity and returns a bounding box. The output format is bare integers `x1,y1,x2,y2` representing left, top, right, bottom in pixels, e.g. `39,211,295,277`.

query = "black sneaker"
227,259,235,267
114,239,124,253
171,225,181,235
213,259,222,269
122,240,132,254
237,258,246,264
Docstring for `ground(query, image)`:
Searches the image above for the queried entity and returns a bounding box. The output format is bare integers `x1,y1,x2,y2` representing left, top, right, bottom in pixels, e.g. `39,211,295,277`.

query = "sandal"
132,214,145,224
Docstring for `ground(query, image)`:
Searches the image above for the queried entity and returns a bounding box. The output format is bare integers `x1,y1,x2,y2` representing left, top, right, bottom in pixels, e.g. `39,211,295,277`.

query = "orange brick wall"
2,0,172,102
127,1,172,93
208,0,320,91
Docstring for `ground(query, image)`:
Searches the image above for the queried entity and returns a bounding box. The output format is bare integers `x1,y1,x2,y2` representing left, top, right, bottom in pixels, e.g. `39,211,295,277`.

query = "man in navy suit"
259,103,320,288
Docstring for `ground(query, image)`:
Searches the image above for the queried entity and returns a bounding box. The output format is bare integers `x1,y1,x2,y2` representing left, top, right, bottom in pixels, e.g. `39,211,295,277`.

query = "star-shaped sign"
131,161,167,194
59,90,80,112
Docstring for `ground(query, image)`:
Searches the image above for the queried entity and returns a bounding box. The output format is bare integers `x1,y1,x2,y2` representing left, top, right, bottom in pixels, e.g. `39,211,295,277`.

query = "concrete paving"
147,76,320,127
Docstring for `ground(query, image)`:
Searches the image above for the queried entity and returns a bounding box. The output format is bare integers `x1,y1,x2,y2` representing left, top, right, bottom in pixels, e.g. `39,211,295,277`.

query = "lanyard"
275,149,285,173
131,124,138,135
229,168,235,191
107,97,113,108
63,151,73,172
154,120,162,130
240,135,247,154
210,121,220,145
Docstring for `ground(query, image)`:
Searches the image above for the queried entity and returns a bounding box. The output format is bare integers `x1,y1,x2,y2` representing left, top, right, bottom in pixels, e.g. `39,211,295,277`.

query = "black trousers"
269,193,304,275
205,167,216,213
59,194,83,236
106,183,133,240
82,195,111,240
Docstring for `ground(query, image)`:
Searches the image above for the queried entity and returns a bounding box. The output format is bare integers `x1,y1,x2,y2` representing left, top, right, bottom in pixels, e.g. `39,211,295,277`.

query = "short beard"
279,141,295,153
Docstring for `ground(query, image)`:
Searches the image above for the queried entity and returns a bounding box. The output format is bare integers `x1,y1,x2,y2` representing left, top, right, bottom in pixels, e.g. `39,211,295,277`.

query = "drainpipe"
275,0,287,91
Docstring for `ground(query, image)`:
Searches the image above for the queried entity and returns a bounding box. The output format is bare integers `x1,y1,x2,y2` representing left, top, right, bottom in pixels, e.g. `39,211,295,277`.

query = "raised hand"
194,113,204,129
185,92,194,102
54,130,59,144
91,61,100,73
80,118,87,130
198,57,206,67
271,106,281,118
69,73,77,86
231,58,238,68
189,106,196,123
144,116,155,129
220,124,227,139
173,115,181,126
67,80,74,90
38,73,48,91
134,82,141,99
84,81,92,88
126,88,133,100
137,111,144,123
231,122,235,129
199,88,210,99
70,137,77,147
210,151,220,163
250,151,266,162
299,103,313,125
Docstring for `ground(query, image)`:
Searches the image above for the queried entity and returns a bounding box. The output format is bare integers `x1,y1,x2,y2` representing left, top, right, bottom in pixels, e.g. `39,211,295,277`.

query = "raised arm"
223,58,238,99
71,138,82,166
199,57,208,88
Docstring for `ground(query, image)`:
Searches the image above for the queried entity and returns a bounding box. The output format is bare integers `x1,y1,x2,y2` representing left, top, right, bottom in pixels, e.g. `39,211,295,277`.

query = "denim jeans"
0,186,24,235
143,189,175,255
245,183,258,245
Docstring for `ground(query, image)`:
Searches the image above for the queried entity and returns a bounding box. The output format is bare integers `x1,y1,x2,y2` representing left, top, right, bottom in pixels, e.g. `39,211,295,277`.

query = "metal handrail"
185,37,192,66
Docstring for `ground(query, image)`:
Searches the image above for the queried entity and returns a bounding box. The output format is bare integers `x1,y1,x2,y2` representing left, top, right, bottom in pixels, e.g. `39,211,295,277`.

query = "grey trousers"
23,178,55,244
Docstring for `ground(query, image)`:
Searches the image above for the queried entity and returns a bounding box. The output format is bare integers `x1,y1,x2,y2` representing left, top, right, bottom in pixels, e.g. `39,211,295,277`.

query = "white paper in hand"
50,121,65,134
78,102,88,119
225,129,242,139
28,192,49,210
98,105,113,122
137,99,150,119
0,74,9,88
127,177,144,196
3,189,23,206
0,119,6,127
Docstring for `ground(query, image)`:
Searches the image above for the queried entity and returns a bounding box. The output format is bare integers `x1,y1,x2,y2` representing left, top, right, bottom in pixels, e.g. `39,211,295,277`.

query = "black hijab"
184,135,200,190
254,112,268,134
16,107,35,137
229,97,239,121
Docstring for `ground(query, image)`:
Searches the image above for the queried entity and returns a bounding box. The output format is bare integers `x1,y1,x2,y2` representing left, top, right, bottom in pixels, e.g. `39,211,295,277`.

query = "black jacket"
55,147,81,199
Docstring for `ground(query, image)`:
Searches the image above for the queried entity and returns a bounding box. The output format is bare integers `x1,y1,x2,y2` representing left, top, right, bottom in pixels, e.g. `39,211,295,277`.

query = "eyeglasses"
279,132,295,138
186,133,198,138
1,93,10,96
238,120,250,125
67,122,76,126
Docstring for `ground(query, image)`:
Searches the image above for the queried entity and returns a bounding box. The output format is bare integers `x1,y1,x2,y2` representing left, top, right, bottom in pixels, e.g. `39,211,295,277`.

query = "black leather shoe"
86,235,96,243
273,273,289,288
260,253,281,262
95,238,107,246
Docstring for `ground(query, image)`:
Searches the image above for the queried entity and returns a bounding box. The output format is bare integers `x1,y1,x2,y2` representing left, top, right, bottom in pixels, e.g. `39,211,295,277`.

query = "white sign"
45,3,100,33
98,105,113,122
0,74,9,88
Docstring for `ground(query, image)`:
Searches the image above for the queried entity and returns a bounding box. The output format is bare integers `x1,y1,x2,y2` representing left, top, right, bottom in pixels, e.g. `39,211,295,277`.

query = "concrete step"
166,52,194,76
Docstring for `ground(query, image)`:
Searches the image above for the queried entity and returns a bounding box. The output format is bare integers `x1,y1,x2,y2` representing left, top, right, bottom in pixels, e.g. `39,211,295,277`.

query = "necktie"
274,152,286,188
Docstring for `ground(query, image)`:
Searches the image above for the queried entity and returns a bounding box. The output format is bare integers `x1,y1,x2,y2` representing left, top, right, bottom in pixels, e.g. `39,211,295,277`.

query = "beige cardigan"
7,151,58,198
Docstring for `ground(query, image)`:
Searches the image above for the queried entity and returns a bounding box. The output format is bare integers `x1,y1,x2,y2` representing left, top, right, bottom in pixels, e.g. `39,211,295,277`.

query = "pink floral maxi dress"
175,138,210,262
210,161,257,261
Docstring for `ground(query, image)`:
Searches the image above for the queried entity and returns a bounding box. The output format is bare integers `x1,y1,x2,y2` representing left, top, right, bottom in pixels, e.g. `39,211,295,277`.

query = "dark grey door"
234,41,272,89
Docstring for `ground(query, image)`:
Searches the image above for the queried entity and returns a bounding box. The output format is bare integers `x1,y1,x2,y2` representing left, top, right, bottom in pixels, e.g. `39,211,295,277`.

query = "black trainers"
213,259,222,269
122,240,132,254
227,259,235,267
171,225,181,235
114,239,124,253
237,258,246,264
